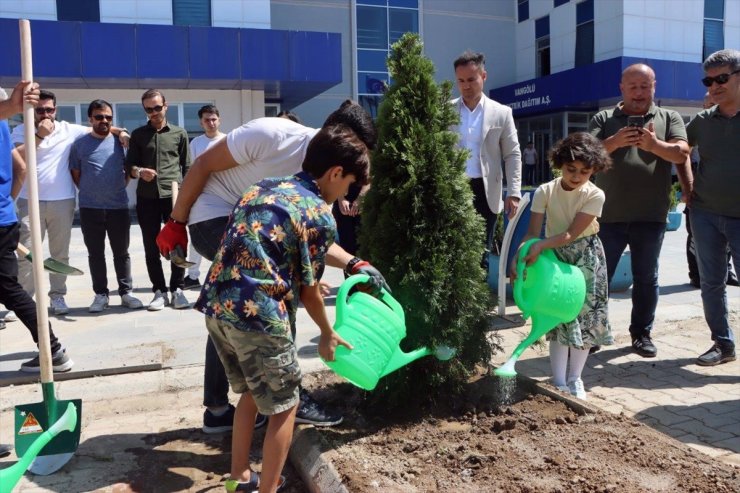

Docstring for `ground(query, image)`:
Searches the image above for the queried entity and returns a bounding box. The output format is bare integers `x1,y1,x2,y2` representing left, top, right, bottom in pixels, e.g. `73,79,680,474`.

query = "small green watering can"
322,274,455,391
495,238,586,377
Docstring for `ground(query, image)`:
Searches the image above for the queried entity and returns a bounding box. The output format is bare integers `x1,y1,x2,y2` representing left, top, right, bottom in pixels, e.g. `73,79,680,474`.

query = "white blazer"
451,94,522,214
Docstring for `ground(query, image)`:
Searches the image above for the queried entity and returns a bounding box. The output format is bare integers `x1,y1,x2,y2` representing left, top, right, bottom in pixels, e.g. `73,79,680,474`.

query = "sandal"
225,471,286,492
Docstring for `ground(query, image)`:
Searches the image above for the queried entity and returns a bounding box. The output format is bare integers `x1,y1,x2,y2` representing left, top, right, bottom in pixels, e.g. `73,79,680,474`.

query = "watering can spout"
510,314,564,360
382,346,432,377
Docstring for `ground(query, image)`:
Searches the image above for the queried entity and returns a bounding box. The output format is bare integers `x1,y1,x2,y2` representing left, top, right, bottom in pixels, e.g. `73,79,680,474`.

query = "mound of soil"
303,371,740,493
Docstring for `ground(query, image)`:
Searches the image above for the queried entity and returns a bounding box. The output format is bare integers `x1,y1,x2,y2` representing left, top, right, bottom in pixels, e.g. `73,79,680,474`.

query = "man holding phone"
589,63,690,358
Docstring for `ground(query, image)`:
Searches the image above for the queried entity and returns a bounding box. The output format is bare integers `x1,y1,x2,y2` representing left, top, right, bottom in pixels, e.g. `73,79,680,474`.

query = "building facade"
1,0,737,173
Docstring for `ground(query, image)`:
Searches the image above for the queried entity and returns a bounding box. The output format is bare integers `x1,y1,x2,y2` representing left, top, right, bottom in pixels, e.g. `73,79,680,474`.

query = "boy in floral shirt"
195,124,370,492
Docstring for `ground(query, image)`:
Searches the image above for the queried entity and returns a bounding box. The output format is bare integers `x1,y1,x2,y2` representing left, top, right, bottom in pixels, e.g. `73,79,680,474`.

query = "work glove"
345,257,391,295
157,218,188,259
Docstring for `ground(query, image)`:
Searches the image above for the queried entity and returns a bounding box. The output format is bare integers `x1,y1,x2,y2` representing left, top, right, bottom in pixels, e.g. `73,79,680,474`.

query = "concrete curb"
289,425,349,493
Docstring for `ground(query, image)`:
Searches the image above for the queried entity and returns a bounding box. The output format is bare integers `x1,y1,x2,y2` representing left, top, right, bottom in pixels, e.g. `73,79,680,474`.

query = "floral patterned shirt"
194,172,336,339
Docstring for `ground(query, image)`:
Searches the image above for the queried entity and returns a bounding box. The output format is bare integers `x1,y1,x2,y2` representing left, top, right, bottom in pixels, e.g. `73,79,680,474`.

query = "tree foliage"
359,33,494,407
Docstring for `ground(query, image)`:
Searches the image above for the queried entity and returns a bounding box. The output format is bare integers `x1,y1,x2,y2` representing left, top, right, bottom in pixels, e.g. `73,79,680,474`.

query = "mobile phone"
627,115,645,128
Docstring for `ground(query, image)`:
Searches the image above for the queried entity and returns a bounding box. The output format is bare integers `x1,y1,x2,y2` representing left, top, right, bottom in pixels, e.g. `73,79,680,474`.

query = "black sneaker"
688,278,701,288
728,275,739,287
696,343,736,366
0,443,11,458
202,404,267,434
295,389,343,426
631,334,657,358
0,320,5,331
183,276,202,290
20,348,73,373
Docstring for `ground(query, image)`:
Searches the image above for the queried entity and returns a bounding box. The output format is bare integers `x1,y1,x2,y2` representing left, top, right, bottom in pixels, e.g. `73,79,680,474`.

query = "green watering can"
322,274,455,391
494,238,586,377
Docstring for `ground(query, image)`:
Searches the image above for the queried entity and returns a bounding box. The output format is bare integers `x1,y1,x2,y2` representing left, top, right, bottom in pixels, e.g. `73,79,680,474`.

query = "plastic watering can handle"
335,274,404,323
513,238,539,316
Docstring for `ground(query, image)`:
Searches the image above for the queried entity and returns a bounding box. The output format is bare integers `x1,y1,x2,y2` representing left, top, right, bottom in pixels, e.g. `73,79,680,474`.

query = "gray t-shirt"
69,134,128,209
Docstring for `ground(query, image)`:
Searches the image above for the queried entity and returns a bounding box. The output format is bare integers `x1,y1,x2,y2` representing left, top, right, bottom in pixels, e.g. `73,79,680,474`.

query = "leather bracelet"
35,133,44,140
169,216,187,226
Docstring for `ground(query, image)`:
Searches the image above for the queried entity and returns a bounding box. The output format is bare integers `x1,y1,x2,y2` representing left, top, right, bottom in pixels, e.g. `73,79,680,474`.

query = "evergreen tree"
359,33,494,407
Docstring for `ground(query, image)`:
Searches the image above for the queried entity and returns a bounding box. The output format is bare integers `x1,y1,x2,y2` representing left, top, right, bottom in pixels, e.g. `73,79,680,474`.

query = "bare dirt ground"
303,371,740,493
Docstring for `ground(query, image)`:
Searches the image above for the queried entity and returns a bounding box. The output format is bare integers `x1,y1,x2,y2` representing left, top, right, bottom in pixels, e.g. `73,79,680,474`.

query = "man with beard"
589,63,690,358
126,89,191,312
69,100,143,313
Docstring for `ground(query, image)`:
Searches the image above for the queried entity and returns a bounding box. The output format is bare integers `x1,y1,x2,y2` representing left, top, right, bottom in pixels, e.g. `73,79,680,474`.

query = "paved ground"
0,204,738,491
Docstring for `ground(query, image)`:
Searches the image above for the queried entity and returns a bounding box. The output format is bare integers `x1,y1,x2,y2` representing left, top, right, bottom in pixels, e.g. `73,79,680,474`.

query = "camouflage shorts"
205,317,301,415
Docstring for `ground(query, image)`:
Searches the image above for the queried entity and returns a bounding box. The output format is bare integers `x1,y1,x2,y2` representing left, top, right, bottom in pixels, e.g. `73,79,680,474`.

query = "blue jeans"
598,222,666,338
689,207,739,348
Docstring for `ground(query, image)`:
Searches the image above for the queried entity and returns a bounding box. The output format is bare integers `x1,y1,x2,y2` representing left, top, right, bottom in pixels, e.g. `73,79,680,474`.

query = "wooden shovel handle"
16,242,31,258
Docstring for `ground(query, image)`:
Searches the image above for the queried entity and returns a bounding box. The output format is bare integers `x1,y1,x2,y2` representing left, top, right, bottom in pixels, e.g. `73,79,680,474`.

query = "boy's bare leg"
260,404,298,493
231,392,258,481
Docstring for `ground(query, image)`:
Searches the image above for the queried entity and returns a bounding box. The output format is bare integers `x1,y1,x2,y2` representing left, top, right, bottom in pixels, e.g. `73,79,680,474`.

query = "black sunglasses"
144,105,164,114
701,69,740,87
34,107,56,115
92,115,113,121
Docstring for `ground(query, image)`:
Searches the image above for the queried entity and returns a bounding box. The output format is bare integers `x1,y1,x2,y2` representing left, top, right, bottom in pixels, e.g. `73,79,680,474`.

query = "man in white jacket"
451,51,522,260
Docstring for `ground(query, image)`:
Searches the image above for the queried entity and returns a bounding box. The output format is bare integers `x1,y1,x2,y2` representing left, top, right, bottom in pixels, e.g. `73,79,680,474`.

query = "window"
554,0,569,7
518,0,529,22
703,0,725,61
356,1,418,118
575,0,594,67
265,104,280,118
173,0,211,27
535,16,550,77
56,0,100,22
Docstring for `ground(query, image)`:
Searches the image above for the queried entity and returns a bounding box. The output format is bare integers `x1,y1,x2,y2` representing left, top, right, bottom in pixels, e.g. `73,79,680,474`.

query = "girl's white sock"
567,347,590,383
549,340,569,387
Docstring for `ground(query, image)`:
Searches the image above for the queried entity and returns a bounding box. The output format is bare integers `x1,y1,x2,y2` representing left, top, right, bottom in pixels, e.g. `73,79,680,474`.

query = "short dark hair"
198,104,219,118
453,51,485,71
303,124,370,187
87,99,113,117
141,89,165,104
548,132,612,172
322,100,377,150
39,89,56,106
277,110,301,124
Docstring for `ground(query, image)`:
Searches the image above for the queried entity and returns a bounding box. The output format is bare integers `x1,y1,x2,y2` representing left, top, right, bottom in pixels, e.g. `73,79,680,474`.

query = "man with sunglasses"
11,90,130,317
69,100,144,313
126,89,191,312
686,49,740,366
589,63,690,359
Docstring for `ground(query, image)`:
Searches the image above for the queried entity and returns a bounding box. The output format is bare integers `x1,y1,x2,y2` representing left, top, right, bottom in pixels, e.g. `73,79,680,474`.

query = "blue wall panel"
189,26,239,82
0,19,21,77
241,29,289,81
290,32,341,82
81,22,136,79
31,20,82,78
136,24,190,81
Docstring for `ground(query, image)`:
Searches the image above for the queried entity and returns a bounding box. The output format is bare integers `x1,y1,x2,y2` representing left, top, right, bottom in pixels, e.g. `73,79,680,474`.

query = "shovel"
15,243,84,276
168,181,194,268
9,18,82,478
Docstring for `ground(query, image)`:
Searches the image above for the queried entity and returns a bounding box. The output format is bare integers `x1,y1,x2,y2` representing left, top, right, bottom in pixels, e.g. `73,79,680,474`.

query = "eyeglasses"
92,115,113,122
144,105,164,114
701,69,740,87
34,107,56,115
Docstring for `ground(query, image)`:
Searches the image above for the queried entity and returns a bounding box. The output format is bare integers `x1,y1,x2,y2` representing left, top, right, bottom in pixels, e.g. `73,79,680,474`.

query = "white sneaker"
88,294,109,313
555,384,570,394
121,293,144,309
3,310,18,322
148,290,169,311
172,288,190,309
50,297,69,315
568,378,587,400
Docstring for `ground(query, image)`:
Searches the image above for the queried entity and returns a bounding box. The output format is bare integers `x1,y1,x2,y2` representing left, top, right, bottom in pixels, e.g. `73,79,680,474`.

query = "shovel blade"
28,452,75,476
42,257,84,276
15,398,82,458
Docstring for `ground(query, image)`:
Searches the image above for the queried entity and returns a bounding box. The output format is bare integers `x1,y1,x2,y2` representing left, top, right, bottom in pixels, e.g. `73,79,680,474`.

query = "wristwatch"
131,166,140,178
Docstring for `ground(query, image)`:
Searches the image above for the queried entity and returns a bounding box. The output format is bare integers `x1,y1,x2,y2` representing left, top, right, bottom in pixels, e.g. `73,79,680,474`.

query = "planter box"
666,211,682,231
609,251,633,293
487,254,513,297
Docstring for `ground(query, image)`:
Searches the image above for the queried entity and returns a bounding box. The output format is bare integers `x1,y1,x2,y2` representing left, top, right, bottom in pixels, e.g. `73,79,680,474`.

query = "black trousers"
136,196,184,293
80,208,132,296
0,222,61,353
469,178,496,250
